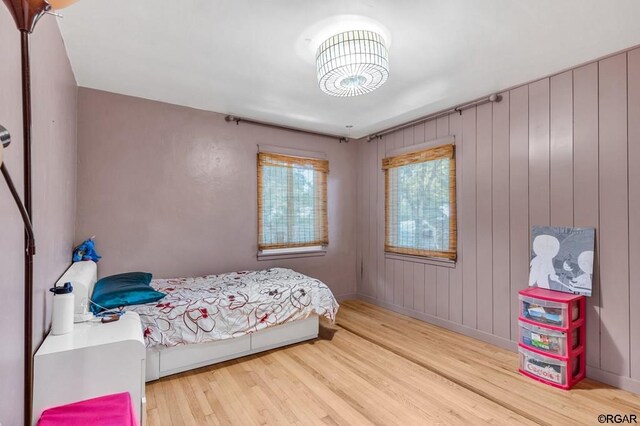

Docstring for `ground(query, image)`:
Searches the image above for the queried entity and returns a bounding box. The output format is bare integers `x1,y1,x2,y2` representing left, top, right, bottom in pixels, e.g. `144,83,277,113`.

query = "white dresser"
33,312,146,425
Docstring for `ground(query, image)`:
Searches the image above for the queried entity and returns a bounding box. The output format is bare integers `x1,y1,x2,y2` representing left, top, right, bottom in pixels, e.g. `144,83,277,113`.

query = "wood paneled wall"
356,48,640,393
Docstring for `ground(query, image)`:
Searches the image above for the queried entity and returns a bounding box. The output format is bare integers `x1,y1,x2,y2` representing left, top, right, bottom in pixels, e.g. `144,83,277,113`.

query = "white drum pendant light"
316,30,389,97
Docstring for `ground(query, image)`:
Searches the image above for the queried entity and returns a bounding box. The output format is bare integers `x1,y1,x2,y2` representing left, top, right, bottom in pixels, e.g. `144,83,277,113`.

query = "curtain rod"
366,93,502,141
225,115,349,143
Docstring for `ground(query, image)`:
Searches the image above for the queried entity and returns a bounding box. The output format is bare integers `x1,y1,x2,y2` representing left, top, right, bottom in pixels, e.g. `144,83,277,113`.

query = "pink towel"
37,392,137,426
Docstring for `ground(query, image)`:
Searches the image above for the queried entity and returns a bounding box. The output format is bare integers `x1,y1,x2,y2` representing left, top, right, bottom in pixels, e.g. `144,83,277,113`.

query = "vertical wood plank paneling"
628,48,640,381
384,136,396,302
363,139,372,296
492,92,511,339
598,53,630,377
436,116,450,318
361,136,372,296
377,140,387,302
476,103,494,333
437,115,449,138
573,62,601,368
368,138,378,298
403,261,414,309
393,259,404,306
436,273,449,318
356,138,364,292
509,86,529,340
449,111,463,324
385,258,394,304
413,263,425,313
403,126,415,147
461,107,478,328
436,267,450,318
550,71,574,226
414,122,426,144
424,264,437,315
394,129,404,149
425,119,437,141
529,78,551,227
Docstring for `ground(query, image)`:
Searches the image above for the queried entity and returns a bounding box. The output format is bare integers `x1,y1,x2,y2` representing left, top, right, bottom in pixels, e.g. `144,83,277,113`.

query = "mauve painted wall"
357,48,640,393
75,88,357,298
0,11,77,426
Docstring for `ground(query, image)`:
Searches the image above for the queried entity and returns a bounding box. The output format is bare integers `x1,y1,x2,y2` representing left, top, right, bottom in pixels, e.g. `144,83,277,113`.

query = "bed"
128,268,339,380
65,262,339,382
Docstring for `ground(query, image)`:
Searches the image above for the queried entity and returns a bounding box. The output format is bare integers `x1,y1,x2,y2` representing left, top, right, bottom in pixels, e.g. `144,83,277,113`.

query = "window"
257,152,329,252
383,143,457,261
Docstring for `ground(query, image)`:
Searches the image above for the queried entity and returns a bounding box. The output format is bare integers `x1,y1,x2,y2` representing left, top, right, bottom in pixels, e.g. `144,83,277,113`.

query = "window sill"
257,247,327,261
384,252,456,268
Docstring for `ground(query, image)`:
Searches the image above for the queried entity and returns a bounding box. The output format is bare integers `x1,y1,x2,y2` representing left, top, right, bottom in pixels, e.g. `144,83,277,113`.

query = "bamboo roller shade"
258,152,329,250
384,144,457,261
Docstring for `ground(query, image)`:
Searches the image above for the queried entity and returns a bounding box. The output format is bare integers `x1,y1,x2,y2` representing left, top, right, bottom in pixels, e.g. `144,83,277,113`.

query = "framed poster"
529,226,595,296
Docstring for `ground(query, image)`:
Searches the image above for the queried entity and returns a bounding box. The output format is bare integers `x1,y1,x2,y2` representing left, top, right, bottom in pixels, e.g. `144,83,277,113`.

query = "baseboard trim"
355,294,517,352
586,366,640,394
355,294,640,395
335,293,358,302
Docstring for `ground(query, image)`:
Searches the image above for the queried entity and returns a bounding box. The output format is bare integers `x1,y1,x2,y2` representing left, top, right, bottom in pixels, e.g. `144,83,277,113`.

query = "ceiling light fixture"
316,30,389,97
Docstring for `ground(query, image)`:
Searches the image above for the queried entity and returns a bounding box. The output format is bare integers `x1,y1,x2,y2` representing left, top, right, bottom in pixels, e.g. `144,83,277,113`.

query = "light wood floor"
146,300,640,425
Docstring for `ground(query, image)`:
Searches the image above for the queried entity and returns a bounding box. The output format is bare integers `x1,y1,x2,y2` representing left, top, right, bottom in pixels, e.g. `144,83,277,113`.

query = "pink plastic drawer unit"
517,287,586,390
518,320,580,357
519,287,585,330
519,345,585,390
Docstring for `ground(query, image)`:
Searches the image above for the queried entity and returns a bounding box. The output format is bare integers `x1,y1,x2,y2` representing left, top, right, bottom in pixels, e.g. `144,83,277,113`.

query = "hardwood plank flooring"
147,300,640,425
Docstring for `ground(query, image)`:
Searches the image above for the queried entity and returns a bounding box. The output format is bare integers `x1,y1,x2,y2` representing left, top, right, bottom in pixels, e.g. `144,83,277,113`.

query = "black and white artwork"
529,226,595,297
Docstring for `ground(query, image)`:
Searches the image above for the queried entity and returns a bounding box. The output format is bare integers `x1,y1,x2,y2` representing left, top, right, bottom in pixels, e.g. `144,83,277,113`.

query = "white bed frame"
145,315,318,381
67,261,320,382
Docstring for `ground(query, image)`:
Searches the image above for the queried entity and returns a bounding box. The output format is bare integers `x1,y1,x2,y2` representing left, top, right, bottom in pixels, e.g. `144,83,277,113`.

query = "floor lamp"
1,1,79,424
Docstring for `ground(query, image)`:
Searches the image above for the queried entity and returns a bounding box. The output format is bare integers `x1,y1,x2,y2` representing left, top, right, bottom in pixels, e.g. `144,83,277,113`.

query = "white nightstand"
33,312,146,425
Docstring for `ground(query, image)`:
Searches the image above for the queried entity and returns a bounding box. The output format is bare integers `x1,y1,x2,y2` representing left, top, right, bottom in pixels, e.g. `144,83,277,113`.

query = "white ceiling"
58,0,640,139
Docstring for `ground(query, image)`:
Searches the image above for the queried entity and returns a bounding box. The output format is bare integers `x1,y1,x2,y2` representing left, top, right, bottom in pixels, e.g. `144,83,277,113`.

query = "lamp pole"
20,29,35,426
2,3,51,424
2,2,80,422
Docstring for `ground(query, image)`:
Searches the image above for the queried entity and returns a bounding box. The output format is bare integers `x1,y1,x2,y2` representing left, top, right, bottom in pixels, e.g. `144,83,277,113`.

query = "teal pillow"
90,272,165,314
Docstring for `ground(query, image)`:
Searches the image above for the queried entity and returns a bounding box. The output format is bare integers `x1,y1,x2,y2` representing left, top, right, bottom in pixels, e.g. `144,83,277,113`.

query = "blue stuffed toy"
73,238,102,262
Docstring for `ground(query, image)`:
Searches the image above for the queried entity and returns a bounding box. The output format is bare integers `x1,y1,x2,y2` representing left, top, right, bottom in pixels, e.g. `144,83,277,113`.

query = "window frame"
383,137,457,262
256,146,329,258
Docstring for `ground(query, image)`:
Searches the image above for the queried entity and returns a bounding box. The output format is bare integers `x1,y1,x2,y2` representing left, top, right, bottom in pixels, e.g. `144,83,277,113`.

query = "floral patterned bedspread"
127,268,339,348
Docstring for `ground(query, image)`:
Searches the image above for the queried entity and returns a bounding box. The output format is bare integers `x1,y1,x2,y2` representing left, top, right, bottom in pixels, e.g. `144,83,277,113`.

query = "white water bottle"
50,282,74,335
